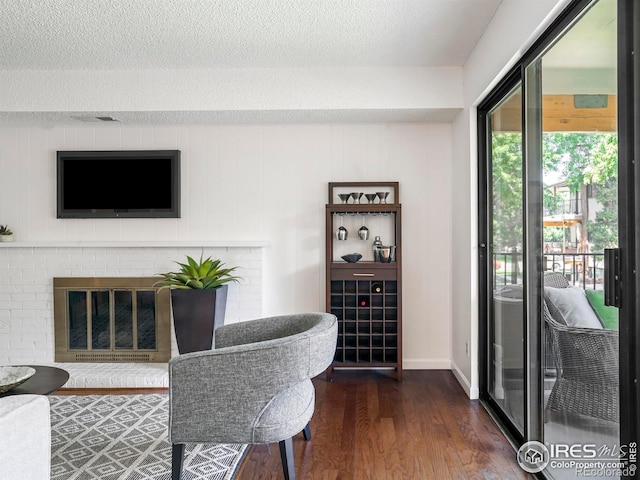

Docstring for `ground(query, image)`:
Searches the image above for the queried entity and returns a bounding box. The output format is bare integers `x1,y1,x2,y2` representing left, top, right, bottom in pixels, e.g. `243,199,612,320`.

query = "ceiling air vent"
71,115,121,123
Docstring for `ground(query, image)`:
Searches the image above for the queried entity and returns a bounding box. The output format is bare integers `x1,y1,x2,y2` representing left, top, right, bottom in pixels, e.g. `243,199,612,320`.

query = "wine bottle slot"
358,295,370,308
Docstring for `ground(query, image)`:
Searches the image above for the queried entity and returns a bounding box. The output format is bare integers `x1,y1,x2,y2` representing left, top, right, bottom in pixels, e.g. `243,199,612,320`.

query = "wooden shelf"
327,204,399,213
330,262,396,269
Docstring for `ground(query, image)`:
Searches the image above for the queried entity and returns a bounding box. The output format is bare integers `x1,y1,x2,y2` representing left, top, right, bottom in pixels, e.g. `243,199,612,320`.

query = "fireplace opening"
54,278,171,362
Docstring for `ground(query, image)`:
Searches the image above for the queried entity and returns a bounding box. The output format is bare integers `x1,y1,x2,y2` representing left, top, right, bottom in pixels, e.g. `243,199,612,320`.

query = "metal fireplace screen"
53,278,171,362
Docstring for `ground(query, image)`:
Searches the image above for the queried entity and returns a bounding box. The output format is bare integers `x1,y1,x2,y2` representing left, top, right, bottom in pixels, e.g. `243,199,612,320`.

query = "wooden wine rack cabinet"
325,182,402,380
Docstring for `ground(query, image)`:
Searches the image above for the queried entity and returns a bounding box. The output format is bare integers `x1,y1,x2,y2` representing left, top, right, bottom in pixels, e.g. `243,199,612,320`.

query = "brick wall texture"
0,246,263,364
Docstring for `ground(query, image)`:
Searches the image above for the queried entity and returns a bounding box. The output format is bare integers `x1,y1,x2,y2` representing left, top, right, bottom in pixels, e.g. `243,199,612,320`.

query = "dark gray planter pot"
170,285,228,354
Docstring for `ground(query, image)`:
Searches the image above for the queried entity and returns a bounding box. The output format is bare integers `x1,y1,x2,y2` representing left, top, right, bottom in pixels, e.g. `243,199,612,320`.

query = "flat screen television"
57,150,181,218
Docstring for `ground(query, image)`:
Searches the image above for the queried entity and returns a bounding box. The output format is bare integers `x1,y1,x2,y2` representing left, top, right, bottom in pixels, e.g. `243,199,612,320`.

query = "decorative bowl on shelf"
341,253,362,263
0,366,36,394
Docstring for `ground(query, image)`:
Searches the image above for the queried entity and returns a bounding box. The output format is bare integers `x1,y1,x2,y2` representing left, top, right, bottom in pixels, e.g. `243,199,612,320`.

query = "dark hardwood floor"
55,370,531,479
237,370,532,480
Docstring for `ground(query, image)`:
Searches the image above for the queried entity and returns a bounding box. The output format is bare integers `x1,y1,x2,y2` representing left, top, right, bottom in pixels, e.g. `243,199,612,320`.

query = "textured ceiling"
1,0,504,125
0,0,502,69
0,1,616,126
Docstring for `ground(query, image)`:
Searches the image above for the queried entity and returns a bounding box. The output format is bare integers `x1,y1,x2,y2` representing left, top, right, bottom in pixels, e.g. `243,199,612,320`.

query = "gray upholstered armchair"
168,312,338,480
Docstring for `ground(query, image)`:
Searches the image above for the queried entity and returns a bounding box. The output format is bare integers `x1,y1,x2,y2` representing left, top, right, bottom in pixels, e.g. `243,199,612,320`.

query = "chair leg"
278,437,296,480
302,422,311,441
172,443,185,480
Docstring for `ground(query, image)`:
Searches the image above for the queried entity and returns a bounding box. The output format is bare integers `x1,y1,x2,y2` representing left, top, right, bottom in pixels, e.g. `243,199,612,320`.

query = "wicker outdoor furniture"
543,273,619,423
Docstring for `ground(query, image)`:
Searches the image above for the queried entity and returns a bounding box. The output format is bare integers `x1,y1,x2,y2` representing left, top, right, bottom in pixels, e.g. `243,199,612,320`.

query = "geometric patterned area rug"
49,395,247,480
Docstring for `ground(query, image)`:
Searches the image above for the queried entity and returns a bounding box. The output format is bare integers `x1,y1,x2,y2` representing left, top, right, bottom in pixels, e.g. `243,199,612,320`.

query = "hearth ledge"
47,362,169,389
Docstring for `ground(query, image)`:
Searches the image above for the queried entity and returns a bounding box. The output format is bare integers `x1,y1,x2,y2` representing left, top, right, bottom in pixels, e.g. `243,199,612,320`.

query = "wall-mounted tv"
57,150,181,218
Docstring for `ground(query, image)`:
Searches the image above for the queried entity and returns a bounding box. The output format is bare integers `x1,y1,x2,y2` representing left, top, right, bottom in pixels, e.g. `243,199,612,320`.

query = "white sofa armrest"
0,394,51,480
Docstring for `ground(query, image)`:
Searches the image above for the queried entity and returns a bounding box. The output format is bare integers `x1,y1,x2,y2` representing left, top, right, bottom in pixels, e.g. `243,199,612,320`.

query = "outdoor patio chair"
168,312,338,480
543,273,619,422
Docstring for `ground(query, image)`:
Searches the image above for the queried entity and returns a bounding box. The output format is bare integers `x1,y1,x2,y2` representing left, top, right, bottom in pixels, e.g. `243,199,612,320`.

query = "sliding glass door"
479,1,638,478
531,2,621,478
484,84,526,437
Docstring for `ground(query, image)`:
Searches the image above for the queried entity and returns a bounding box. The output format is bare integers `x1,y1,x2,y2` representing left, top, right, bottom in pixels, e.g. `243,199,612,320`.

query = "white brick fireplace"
0,243,264,367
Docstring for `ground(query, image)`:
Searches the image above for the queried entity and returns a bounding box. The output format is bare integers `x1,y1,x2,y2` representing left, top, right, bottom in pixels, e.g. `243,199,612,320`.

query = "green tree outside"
491,132,618,253
543,132,618,252
491,132,523,252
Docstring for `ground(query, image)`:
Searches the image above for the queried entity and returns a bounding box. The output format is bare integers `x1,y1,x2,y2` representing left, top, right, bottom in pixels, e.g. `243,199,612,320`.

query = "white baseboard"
403,358,451,370
451,360,479,399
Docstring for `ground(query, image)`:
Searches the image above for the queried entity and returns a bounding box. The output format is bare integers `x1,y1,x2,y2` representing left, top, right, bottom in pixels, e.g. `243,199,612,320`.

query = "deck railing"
543,197,582,216
492,251,604,289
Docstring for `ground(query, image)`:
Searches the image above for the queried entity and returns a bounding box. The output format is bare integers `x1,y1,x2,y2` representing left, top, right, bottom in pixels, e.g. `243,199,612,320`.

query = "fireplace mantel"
0,240,269,248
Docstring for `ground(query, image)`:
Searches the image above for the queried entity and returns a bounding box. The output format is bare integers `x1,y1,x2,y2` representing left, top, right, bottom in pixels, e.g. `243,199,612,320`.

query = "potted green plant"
0,225,14,242
155,254,240,354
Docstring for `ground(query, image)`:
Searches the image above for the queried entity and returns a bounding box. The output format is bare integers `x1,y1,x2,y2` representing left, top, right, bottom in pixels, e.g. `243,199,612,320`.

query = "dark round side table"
0,365,69,397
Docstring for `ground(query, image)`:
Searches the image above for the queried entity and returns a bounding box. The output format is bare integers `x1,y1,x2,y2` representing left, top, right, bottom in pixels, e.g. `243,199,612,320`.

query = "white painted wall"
0,122,452,368
0,0,575,387
450,0,569,398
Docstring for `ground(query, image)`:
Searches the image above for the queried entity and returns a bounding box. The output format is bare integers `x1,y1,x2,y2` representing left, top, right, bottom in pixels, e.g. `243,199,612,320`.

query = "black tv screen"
57,150,181,218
